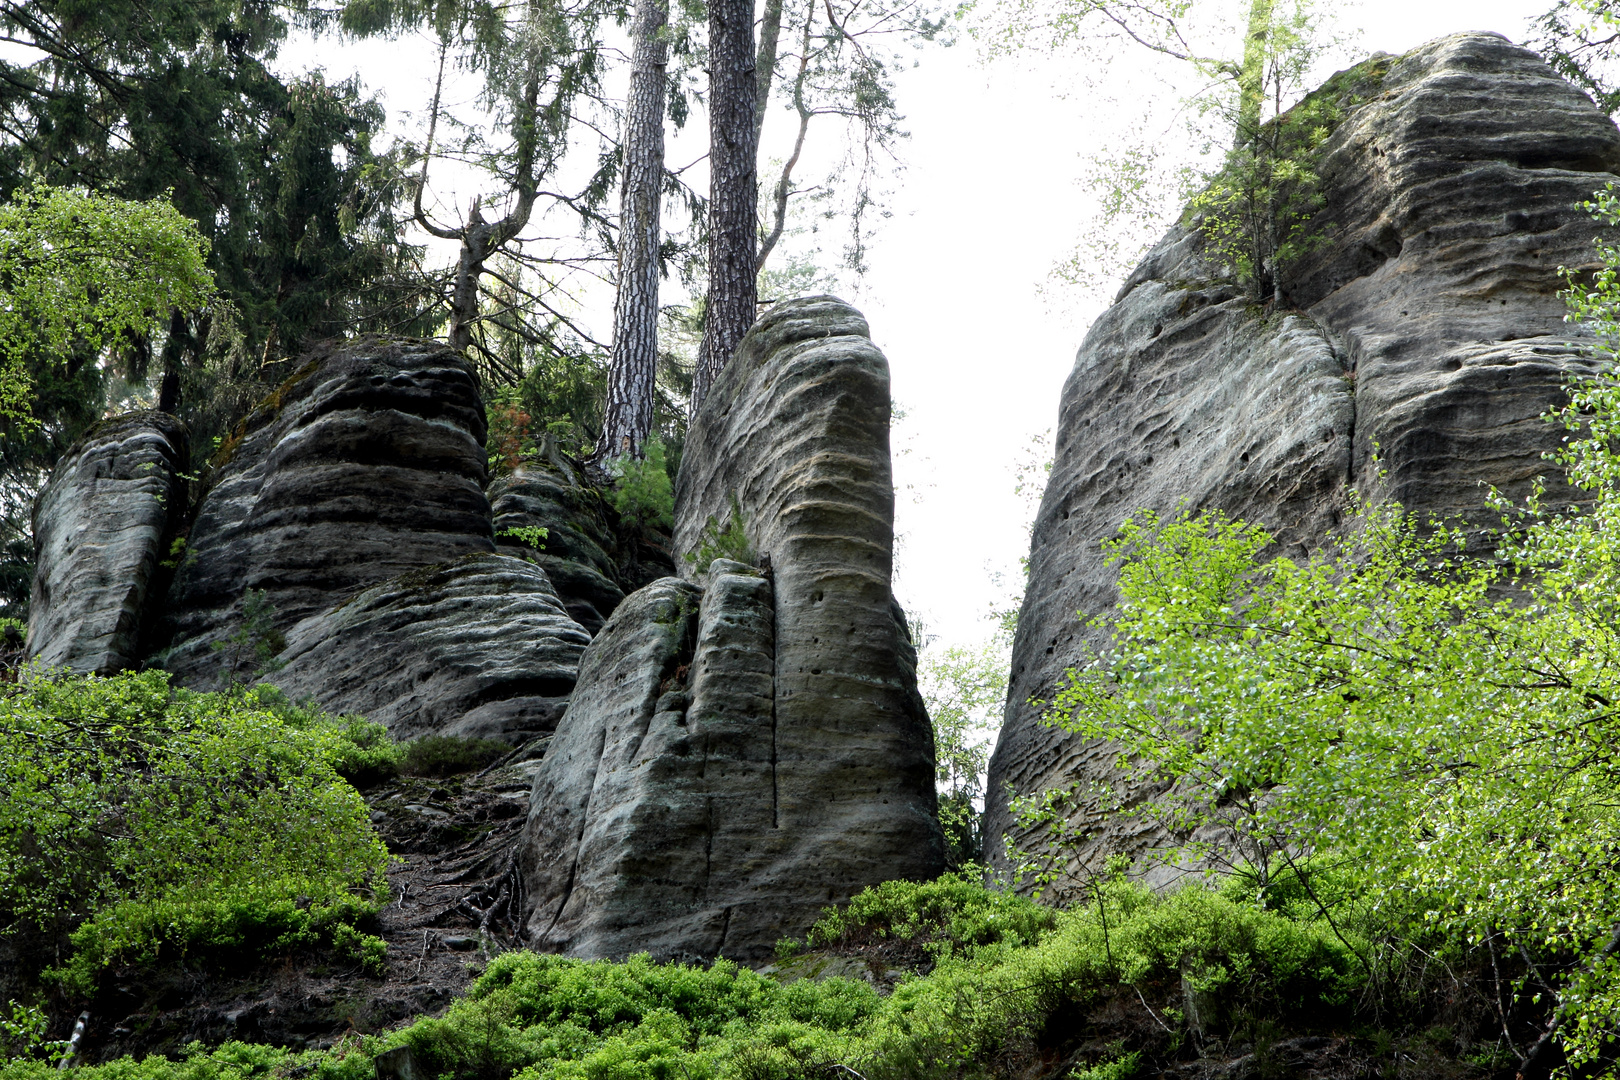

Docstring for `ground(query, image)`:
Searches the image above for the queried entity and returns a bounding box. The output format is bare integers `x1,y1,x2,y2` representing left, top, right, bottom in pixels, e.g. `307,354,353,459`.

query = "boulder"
160,337,494,686
267,554,591,744
522,297,944,961
987,33,1620,886
28,412,188,674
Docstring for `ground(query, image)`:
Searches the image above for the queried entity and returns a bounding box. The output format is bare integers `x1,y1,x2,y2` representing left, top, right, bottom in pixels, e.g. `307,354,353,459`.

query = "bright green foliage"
1562,182,1620,349
1535,0,1620,115
685,497,753,569
1186,55,1388,300
14,875,1367,1080
331,923,390,978
0,670,390,997
916,644,1007,868
1037,379,1620,1069
0,184,214,418
499,527,551,551
0,1003,58,1063
612,439,675,533
799,872,1055,959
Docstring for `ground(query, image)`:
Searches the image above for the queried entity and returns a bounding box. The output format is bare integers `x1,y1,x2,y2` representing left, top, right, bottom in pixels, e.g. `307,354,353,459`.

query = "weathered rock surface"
268,554,591,744
160,338,494,686
489,463,627,635
987,33,1620,885
28,412,189,674
523,297,944,961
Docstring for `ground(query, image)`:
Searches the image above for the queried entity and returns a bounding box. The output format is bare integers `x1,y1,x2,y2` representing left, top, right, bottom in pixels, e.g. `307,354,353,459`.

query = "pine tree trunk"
597,0,670,461
691,0,758,413
447,208,491,354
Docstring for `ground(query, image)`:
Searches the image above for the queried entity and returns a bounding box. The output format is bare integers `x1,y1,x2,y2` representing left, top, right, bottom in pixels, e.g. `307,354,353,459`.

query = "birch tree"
978,0,1346,301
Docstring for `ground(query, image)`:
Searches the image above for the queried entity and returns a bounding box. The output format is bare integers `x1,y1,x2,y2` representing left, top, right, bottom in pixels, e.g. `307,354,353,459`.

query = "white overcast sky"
289,0,1552,649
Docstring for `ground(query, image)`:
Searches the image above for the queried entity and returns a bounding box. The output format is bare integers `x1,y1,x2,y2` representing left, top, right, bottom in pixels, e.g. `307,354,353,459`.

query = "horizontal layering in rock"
987,32,1620,886
522,296,944,961
268,554,591,745
28,411,189,674
160,337,498,685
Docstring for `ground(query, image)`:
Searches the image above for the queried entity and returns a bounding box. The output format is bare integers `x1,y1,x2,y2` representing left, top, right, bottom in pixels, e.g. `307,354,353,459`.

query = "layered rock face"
28,412,189,674
268,554,591,744
987,33,1620,884
522,297,944,961
160,338,496,686
490,463,627,636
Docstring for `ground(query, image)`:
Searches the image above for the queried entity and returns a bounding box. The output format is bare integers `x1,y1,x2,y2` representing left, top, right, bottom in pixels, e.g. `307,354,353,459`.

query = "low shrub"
611,439,675,534
0,668,391,998
797,871,1057,958
402,735,511,777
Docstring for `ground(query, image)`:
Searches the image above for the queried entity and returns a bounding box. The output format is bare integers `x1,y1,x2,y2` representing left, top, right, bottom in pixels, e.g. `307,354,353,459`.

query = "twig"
1136,987,1174,1034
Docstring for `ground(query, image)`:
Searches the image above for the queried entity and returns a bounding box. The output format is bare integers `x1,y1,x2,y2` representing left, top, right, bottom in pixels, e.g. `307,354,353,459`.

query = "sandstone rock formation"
522,297,944,960
28,412,188,674
268,554,591,744
160,338,495,686
987,32,1620,885
490,463,627,636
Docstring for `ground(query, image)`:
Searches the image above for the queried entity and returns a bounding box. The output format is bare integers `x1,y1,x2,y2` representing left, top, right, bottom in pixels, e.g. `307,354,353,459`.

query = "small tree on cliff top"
974,0,1352,302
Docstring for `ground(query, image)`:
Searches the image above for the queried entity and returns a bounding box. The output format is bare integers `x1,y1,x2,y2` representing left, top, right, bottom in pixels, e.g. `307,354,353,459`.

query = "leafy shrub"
331,923,390,977
798,872,1056,958
0,1003,58,1064
499,525,549,551
0,669,390,997
11,874,1381,1080
684,496,752,570
402,734,511,777
611,439,674,533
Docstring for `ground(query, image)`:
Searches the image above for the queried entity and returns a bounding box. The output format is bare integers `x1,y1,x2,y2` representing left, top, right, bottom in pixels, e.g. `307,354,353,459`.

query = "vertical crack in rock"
522,297,943,961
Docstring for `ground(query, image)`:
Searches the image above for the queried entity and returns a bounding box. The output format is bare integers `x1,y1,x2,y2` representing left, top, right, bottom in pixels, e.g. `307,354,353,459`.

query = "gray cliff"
267,554,590,745
28,412,188,673
160,337,496,685
986,32,1620,885
521,297,945,961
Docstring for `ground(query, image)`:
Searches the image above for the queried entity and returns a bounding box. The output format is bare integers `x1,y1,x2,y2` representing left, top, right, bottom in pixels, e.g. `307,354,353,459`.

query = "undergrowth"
0,670,393,1001
0,872,1454,1080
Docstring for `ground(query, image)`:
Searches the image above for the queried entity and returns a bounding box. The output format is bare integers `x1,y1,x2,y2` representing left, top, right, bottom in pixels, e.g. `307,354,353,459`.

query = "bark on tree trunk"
596,0,670,461
691,0,759,413
754,0,785,146
448,202,492,354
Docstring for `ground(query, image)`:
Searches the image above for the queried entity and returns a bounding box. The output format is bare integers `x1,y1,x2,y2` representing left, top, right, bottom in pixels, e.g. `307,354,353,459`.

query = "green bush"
0,669,391,998
402,734,510,777
684,497,752,570
4,871,1387,1080
612,439,674,533
798,872,1056,958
